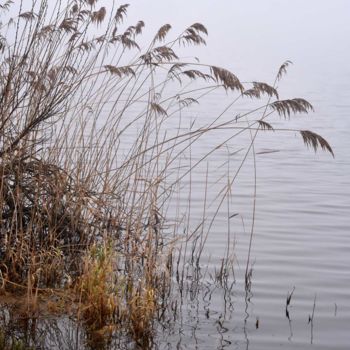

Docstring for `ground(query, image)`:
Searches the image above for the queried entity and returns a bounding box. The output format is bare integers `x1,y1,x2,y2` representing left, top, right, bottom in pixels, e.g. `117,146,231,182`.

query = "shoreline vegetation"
0,1,333,349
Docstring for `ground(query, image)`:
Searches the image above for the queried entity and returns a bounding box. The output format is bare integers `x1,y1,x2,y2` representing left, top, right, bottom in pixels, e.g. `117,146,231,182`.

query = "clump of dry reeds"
0,0,333,346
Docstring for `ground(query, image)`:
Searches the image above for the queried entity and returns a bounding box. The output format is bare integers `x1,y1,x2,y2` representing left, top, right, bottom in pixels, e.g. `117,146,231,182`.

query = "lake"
120,1,350,349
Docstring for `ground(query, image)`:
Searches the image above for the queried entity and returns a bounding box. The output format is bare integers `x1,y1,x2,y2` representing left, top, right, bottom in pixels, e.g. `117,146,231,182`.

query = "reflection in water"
309,294,317,345
0,269,345,350
0,308,77,350
285,286,295,342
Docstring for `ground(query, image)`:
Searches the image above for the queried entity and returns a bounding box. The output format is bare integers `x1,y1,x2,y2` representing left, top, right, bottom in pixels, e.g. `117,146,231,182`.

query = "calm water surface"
121,1,350,349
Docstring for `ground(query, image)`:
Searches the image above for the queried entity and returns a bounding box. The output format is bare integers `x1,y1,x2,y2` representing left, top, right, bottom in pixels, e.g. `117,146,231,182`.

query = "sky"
9,0,350,83
5,0,349,105
119,0,350,83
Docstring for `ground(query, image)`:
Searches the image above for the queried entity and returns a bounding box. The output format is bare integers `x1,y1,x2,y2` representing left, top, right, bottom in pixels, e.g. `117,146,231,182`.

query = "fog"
122,0,350,80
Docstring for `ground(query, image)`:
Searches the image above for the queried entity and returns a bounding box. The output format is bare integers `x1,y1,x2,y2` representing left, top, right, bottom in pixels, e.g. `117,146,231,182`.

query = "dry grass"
0,0,333,347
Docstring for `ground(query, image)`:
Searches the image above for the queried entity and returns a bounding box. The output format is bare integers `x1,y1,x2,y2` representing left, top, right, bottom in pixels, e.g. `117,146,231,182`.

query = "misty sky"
120,0,350,85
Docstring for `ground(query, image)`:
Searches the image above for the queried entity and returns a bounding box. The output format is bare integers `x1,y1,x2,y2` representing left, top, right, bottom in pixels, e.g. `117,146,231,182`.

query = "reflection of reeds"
0,0,333,347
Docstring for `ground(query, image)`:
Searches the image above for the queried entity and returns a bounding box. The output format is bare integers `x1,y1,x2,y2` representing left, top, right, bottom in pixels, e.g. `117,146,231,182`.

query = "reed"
0,0,333,347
